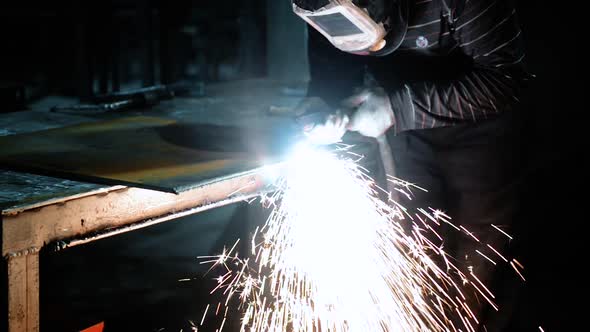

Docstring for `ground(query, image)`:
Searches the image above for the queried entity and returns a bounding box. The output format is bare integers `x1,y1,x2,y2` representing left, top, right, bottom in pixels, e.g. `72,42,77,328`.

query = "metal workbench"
1,79,305,331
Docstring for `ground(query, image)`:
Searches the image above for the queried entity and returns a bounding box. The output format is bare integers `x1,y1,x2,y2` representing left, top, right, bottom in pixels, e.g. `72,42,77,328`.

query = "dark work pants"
385,111,530,331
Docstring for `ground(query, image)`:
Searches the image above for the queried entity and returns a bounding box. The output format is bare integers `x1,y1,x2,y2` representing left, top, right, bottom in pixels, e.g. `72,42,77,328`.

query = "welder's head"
292,0,408,56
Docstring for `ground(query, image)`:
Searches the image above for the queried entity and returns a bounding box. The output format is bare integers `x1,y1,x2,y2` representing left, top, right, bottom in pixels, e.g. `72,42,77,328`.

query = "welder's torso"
368,0,471,88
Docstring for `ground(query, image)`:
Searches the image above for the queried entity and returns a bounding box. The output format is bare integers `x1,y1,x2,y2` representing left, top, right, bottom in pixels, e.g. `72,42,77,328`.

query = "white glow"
280,146,399,330
248,145,438,331
203,144,510,332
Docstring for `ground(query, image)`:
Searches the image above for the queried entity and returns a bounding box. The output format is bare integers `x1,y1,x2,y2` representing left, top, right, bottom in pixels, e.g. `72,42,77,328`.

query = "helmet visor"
293,0,408,56
293,0,387,53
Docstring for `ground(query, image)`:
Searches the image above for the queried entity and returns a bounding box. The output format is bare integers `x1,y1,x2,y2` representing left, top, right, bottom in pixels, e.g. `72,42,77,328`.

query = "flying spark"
201,144,522,331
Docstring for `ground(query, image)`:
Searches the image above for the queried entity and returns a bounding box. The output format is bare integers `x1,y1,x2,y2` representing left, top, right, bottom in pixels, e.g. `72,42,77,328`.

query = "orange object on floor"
81,321,104,332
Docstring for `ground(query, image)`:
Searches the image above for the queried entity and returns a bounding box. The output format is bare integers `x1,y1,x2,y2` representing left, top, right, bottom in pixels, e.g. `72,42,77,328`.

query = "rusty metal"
0,116,284,193
2,163,278,332
2,172,272,256
51,187,271,251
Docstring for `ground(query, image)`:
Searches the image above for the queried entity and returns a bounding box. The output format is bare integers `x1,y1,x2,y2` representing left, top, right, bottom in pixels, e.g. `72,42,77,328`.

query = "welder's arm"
293,28,366,144
388,0,529,132
306,28,366,108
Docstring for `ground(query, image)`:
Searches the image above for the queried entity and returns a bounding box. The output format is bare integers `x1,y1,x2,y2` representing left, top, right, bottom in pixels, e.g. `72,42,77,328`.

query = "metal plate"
0,116,295,193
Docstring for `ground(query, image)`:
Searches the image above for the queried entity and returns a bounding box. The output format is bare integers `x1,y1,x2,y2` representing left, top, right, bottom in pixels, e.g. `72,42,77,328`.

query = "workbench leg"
7,254,39,332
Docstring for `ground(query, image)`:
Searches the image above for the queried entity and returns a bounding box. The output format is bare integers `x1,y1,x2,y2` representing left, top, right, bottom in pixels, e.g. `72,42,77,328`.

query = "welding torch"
293,96,397,194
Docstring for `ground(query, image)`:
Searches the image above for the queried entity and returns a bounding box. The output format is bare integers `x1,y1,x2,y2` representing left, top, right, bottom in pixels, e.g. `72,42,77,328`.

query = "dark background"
0,0,578,331
0,0,268,102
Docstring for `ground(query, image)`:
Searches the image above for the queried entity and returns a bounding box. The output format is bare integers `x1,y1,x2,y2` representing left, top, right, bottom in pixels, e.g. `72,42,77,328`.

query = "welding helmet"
293,0,408,56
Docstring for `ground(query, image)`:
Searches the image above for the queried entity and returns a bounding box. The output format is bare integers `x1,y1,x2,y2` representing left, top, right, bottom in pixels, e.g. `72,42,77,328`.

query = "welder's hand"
294,97,349,145
303,111,350,145
343,87,395,138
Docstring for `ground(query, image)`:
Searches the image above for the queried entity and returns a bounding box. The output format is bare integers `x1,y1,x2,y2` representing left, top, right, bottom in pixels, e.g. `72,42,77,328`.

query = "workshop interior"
0,1,574,331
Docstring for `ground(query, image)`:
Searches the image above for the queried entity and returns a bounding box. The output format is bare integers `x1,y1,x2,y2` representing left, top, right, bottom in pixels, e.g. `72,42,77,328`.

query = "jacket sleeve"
389,0,530,132
306,28,366,108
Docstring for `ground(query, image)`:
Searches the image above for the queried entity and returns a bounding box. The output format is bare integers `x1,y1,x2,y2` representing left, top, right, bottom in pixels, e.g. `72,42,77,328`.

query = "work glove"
343,87,395,138
294,97,350,145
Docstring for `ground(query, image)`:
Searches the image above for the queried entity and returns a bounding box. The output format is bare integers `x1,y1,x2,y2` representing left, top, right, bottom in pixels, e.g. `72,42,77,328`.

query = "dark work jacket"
306,0,531,132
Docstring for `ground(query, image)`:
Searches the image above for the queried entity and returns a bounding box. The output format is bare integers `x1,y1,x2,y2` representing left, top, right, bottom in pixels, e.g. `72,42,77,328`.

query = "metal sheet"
0,116,294,193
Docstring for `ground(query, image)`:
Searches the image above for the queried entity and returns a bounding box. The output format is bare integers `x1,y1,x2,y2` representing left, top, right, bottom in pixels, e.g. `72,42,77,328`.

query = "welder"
292,0,532,330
